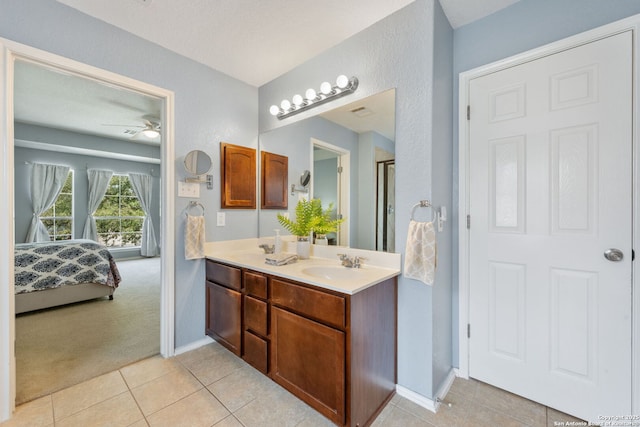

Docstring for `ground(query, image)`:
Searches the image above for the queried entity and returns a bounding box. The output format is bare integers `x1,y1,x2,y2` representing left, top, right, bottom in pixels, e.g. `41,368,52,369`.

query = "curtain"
82,169,113,241
25,163,71,243
128,173,158,257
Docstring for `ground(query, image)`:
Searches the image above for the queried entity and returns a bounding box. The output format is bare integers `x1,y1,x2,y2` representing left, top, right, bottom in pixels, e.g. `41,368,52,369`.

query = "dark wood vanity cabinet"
205,259,397,427
242,270,269,374
205,261,242,356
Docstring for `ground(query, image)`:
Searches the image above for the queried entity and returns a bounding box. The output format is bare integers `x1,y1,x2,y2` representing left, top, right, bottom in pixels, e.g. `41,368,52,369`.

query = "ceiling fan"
101,117,161,139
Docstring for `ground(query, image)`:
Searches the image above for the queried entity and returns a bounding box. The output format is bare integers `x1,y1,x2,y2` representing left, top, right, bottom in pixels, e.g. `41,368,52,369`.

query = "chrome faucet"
337,254,364,268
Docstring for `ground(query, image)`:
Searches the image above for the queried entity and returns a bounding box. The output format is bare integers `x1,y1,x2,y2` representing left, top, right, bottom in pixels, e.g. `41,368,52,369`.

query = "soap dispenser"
274,229,282,254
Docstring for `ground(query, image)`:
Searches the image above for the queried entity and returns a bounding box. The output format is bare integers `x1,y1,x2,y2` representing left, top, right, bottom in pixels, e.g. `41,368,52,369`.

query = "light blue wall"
431,0,453,394
13,123,161,260
1,0,258,347
357,131,395,251
259,0,450,398
451,0,640,367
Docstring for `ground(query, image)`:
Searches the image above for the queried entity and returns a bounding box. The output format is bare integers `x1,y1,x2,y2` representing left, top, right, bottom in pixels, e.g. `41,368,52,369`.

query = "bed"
14,239,121,314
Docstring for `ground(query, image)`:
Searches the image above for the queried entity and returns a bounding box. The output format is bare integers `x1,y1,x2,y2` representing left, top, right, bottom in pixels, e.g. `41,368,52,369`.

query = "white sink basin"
301,266,366,281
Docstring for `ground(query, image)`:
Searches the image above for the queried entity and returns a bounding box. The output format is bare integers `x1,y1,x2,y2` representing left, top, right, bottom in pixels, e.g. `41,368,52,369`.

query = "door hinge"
337,166,343,174
633,249,635,261
467,324,471,338
466,215,470,229
467,105,470,120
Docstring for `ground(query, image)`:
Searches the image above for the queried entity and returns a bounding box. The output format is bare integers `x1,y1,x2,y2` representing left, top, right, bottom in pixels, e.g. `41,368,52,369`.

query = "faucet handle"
353,256,366,267
337,253,349,260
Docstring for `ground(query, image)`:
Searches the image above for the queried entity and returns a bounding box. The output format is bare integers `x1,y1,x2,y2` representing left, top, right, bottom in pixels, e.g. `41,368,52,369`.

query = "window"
40,170,74,241
95,175,144,247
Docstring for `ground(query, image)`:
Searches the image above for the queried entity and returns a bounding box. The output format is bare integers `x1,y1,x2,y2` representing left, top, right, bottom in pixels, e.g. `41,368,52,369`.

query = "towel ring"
410,200,435,222
186,201,205,217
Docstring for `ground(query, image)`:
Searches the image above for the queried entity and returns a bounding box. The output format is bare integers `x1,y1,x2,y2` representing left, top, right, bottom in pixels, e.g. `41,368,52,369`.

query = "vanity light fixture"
269,74,359,120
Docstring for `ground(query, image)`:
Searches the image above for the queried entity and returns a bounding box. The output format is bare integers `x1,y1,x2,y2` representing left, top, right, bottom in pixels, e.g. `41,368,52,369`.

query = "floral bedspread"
14,239,121,294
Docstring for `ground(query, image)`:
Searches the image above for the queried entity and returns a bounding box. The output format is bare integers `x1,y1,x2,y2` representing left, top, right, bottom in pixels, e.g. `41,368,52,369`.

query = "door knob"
604,248,624,262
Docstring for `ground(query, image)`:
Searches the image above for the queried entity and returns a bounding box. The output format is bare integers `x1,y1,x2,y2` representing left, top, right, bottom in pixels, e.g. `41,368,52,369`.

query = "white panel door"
468,31,632,422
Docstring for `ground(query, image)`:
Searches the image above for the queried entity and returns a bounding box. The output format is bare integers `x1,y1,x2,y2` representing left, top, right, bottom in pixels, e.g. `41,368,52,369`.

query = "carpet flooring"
15,257,161,404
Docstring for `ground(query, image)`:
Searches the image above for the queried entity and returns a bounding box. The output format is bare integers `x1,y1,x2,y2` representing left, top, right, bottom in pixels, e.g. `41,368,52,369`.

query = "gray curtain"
25,163,70,243
82,169,113,241
128,173,158,257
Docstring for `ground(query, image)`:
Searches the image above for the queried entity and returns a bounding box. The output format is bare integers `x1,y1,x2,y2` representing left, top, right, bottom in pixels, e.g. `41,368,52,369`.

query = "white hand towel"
404,220,437,285
185,214,205,260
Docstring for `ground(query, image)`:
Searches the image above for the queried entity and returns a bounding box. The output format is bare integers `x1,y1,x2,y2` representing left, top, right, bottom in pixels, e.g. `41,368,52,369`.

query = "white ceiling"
15,0,518,143
56,0,519,87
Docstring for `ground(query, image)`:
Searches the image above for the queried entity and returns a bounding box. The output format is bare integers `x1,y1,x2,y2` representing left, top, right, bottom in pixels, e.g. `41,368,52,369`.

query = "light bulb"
269,105,280,116
142,129,159,138
281,99,291,110
336,75,349,89
305,88,317,100
292,94,304,106
320,82,332,95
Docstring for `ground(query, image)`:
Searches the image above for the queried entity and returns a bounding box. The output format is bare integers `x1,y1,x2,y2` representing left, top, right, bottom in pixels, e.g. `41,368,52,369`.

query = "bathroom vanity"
204,239,401,427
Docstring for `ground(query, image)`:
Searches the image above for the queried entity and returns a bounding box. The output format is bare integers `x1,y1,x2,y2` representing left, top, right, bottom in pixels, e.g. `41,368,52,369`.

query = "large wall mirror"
259,89,396,251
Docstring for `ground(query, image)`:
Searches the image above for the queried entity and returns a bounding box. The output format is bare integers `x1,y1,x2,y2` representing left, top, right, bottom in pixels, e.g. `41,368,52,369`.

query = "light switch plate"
217,212,225,226
178,181,200,198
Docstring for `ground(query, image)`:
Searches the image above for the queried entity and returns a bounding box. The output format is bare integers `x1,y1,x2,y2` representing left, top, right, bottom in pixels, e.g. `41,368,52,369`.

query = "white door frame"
310,138,350,246
0,38,176,421
458,15,640,414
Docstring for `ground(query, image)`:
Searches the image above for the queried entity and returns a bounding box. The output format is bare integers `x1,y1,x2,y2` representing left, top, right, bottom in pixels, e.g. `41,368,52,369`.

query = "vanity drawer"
206,260,241,291
244,330,268,374
245,295,268,336
271,279,345,329
244,271,268,299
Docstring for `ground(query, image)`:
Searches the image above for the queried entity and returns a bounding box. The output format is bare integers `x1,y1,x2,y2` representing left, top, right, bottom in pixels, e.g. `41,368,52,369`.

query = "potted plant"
277,199,344,258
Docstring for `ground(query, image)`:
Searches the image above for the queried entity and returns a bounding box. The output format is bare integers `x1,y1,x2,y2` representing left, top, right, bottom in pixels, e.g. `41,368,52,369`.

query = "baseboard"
396,368,458,413
174,336,214,356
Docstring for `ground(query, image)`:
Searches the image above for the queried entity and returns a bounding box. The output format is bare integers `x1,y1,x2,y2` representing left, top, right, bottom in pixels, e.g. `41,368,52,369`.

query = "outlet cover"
217,212,225,226
178,181,200,198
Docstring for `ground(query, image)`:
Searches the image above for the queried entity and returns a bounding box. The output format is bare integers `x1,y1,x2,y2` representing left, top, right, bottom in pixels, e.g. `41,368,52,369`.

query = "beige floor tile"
128,420,150,427
213,415,244,427
185,347,246,386
131,367,203,416
448,377,478,399
146,389,230,427
0,395,53,427
120,355,182,389
176,342,227,370
51,371,128,420
371,401,395,427
546,407,587,427
473,381,546,426
375,406,436,427
232,385,310,427
55,392,143,427
463,401,529,427
207,364,277,412
396,392,467,427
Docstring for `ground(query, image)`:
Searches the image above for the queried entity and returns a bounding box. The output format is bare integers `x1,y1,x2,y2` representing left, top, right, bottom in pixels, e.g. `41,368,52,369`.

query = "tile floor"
1,341,585,427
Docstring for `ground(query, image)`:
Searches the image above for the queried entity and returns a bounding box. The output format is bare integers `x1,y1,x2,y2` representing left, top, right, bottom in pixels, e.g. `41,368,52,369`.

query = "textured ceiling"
55,0,519,87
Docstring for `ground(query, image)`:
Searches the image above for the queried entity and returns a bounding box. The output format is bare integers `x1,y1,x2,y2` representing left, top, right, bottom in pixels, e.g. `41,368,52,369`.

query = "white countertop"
204,238,402,295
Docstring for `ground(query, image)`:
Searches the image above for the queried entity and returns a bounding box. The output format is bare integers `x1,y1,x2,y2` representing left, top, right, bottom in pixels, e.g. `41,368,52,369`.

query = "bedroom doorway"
0,38,176,418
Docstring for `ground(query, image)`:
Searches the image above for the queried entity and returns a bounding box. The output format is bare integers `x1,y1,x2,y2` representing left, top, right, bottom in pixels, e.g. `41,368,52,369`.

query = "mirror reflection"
259,89,396,251
184,150,212,176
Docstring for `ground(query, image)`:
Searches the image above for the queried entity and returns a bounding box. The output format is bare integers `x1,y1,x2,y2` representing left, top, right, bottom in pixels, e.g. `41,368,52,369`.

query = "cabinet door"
206,281,242,356
220,142,256,209
271,306,345,425
261,151,288,209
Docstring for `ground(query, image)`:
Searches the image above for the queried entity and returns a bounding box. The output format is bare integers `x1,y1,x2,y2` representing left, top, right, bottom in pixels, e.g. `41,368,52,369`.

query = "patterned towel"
185,215,205,260
404,220,437,285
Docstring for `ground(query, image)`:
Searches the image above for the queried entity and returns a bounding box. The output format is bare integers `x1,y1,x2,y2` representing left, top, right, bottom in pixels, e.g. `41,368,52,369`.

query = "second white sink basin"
301,266,367,281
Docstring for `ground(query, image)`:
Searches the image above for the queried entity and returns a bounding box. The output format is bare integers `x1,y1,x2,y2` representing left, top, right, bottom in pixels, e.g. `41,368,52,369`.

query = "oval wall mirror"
184,150,212,176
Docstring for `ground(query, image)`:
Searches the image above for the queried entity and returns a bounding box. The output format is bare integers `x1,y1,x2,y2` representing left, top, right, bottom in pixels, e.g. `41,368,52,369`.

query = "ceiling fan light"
142,129,160,138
